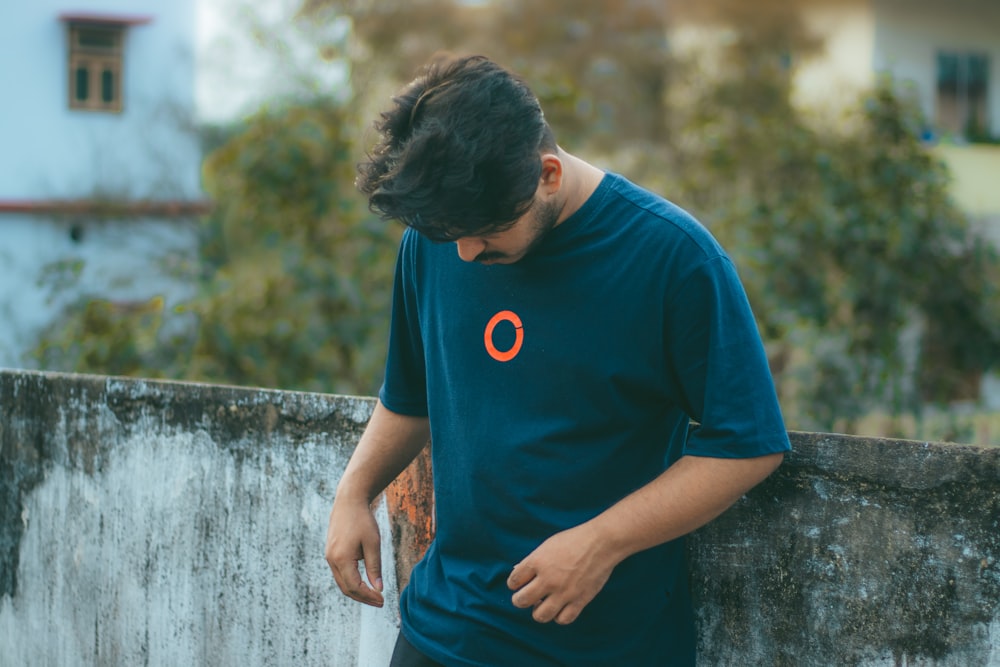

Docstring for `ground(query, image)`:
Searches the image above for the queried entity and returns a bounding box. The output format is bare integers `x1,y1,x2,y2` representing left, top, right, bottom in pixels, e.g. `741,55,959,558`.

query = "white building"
795,0,1000,240
672,0,1000,234
0,0,206,369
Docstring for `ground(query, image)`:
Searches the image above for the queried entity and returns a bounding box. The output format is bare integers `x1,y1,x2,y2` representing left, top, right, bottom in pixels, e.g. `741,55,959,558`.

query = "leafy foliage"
36,297,171,379
186,102,400,393
663,29,1000,429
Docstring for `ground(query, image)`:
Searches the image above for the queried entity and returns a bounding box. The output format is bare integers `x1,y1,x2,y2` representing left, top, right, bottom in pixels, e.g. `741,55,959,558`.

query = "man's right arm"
325,399,430,607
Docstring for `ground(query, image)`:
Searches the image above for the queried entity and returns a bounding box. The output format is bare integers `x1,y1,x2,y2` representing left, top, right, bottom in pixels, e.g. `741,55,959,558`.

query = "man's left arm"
507,450,784,625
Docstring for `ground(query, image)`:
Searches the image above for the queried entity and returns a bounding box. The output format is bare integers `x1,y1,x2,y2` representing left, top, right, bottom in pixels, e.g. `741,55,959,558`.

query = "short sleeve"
665,255,791,458
378,230,430,417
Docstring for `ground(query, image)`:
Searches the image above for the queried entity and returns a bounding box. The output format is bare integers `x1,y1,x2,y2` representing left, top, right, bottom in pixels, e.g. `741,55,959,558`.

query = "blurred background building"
807,0,999,242
0,0,206,369
672,0,1000,241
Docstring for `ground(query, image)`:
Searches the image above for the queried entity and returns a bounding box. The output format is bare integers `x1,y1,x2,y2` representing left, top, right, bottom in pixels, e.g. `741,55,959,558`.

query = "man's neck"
555,150,605,226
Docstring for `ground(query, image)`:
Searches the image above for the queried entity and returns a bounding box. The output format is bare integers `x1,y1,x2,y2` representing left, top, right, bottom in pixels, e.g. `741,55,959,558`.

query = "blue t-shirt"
379,172,791,666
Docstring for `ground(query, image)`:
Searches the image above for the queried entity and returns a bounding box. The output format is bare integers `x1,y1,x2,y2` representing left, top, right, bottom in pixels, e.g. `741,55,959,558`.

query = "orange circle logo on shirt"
484,310,524,362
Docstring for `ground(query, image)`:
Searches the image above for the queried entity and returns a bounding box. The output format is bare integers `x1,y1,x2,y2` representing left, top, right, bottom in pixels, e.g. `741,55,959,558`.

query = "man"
326,54,790,666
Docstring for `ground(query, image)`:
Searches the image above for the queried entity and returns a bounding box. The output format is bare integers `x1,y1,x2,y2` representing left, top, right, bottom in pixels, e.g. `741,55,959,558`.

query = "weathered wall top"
691,430,1000,666
1,369,998,666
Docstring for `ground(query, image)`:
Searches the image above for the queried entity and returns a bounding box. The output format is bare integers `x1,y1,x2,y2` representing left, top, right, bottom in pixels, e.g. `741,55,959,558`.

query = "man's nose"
455,238,486,262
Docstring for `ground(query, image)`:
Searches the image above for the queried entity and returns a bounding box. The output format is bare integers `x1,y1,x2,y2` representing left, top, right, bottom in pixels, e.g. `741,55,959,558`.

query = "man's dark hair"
356,54,557,241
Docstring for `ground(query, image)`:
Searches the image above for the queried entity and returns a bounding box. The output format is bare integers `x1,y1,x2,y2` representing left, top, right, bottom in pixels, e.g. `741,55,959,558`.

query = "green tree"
662,27,1000,430
187,101,399,393
35,297,172,380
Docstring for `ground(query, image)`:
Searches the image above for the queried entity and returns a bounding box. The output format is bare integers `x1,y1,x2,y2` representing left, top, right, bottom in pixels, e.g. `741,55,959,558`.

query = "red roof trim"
58,12,154,26
0,199,213,218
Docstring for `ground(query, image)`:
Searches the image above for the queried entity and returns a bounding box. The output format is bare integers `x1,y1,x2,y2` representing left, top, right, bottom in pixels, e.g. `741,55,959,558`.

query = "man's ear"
538,153,563,194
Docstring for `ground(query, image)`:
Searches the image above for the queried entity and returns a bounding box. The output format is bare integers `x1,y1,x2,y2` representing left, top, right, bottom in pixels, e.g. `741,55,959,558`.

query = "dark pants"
389,631,446,667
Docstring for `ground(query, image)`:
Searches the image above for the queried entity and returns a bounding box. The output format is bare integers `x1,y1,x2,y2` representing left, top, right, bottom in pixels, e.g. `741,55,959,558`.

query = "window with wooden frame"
68,23,125,112
936,50,991,141
60,13,152,113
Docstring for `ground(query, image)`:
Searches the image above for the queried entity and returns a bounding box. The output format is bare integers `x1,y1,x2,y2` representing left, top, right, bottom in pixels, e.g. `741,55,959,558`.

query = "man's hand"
506,452,785,625
506,523,618,625
322,400,431,608
325,497,385,607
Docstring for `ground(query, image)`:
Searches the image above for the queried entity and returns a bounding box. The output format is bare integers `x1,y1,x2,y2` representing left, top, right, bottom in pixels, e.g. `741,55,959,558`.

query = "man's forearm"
591,452,784,563
336,400,431,504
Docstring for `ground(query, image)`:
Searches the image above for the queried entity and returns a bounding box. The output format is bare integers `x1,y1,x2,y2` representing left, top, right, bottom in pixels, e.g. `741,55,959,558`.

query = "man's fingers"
326,537,384,607
530,600,581,625
531,596,561,623
510,578,547,610
333,558,384,607
507,561,536,590
553,603,582,625
325,502,385,607
361,534,384,594
332,559,362,595
516,589,582,625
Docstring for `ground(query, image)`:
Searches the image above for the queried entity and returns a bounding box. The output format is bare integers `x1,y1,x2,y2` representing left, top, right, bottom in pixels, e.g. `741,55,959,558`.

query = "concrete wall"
1,369,998,666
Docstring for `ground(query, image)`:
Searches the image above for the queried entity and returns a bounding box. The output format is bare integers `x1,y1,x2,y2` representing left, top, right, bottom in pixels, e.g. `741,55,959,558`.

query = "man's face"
453,194,562,265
